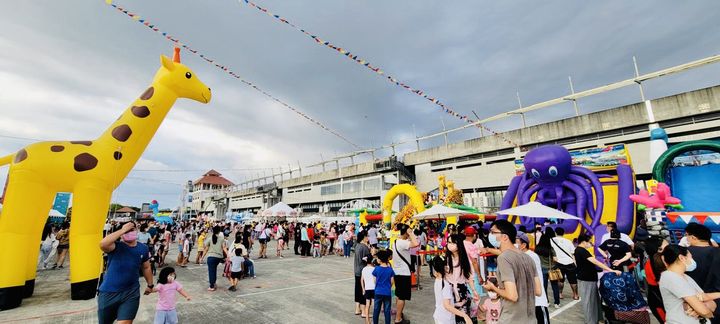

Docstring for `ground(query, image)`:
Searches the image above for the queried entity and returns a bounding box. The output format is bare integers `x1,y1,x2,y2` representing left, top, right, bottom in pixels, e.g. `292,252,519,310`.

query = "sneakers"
553,304,560,309
228,286,237,292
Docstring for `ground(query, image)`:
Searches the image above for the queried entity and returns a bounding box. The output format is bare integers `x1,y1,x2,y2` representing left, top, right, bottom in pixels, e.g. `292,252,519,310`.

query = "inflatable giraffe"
0,48,211,310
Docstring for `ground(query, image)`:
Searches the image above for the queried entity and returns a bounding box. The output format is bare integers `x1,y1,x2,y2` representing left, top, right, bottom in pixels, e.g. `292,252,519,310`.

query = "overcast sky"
1,1,719,209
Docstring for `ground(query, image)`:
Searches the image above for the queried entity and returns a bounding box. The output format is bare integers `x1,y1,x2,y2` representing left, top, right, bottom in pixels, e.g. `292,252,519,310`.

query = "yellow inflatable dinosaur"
0,48,211,309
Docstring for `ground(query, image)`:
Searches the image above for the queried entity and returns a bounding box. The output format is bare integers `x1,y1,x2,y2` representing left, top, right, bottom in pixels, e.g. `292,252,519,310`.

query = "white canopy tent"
496,202,580,220
261,202,298,218
411,204,467,220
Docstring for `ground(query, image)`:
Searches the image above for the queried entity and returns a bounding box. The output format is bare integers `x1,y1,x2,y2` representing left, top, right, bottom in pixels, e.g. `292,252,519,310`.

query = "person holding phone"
392,224,419,324
482,220,542,323
97,221,154,324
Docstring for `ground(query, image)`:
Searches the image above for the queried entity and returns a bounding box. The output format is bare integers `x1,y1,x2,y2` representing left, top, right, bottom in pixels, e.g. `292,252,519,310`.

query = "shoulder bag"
551,238,576,269
547,251,563,281
394,240,415,273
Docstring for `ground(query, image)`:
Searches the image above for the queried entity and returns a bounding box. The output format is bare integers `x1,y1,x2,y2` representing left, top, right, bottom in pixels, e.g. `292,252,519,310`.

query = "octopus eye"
531,168,540,178
548,166,559,177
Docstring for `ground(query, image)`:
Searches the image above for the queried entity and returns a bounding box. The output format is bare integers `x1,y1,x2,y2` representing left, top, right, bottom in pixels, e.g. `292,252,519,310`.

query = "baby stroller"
599,272,651,324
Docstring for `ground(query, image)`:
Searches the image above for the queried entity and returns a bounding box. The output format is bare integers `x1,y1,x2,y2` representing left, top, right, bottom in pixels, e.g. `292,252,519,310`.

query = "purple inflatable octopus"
499,145,604,235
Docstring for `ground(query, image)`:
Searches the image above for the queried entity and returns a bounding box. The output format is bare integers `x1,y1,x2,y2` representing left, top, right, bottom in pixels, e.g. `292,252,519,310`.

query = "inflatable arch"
382,184,426,227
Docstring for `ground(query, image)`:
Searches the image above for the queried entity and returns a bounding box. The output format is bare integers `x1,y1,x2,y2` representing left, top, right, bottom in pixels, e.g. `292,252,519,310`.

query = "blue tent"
154,216,174,224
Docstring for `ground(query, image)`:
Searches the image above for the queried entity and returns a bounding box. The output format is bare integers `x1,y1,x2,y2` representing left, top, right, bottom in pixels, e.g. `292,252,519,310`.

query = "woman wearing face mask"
446,234,480,324
98,221,154,324
660,244,720,323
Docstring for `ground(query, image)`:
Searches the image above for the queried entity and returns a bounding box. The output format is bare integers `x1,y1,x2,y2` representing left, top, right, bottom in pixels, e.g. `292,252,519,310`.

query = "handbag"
546,247,563,281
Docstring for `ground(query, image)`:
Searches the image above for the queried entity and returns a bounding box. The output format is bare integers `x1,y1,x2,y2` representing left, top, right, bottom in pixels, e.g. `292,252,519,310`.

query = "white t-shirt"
659,271,704,324
393,239,412,276
678,236,717,247
361,266,376,291
259,228,271,239
600,232,634,246
525,250,549,307
550,237,576,266
433,278,455,324
474,239,486,281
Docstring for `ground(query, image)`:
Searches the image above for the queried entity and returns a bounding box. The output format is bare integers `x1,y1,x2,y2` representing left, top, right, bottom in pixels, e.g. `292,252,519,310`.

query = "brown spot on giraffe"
70,141,92,146
140,87,154,100
14,149,27,163
74,153,98,172
112,125,132,142
50,145,65,152
131,106,150,118
113,151,123,160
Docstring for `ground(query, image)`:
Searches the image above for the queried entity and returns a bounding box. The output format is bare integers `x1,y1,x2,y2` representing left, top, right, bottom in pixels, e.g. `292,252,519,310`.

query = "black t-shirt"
574,247,598,281
688,246,720,291
599,239,631,269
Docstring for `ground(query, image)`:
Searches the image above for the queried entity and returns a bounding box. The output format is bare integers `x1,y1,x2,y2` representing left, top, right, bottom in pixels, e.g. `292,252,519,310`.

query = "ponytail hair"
212,226,221,245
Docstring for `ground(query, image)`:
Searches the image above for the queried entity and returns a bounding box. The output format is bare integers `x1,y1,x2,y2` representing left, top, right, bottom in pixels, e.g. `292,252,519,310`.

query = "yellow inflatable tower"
0,48,211,309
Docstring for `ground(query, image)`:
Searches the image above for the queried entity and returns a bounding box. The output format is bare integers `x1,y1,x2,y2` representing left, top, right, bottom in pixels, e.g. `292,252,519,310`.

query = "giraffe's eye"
185,72,192,79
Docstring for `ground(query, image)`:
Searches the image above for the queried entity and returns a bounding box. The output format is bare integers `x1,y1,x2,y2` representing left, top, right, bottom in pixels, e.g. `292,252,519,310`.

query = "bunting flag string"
103,0,361,150
240,0,518,147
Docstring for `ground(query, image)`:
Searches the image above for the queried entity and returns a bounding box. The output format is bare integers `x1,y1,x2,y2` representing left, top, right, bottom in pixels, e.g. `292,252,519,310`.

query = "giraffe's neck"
97,83,178,186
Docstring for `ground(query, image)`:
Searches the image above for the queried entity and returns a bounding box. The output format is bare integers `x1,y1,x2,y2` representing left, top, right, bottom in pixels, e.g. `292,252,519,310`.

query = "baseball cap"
464,226,477,235
516,232,529,244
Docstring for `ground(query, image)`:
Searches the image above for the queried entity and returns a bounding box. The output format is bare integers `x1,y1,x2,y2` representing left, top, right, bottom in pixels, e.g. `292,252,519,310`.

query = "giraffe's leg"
68,182,111,300
0,171,54,310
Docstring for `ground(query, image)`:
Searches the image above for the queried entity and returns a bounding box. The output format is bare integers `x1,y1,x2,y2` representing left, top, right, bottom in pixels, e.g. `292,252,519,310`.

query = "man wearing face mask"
685,223,720,324
482,220,542,323
97,221,154,324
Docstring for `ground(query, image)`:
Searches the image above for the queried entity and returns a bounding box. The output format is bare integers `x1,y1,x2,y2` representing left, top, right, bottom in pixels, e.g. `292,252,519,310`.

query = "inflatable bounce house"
380,175,487,230
647,128,720,242
498,144,636,244
0,48,211,310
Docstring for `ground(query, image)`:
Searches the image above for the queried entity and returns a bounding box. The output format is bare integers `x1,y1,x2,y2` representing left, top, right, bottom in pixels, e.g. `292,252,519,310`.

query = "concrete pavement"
0,240,654,323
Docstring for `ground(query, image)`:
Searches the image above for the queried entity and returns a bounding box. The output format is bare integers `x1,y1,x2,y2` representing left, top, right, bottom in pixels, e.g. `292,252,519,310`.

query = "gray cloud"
1,1,719,207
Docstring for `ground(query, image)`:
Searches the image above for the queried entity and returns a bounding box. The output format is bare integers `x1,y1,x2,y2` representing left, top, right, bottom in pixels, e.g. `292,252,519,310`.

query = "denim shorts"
154,309,178,324
97,287,140,324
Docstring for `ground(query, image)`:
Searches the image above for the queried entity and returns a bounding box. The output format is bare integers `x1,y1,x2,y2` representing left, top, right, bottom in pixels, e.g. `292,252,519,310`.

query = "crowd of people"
36,214,720,324
348,218,720,324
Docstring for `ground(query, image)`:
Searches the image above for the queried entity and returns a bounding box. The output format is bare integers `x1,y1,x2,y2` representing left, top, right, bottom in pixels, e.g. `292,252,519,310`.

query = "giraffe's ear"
160,55,175,71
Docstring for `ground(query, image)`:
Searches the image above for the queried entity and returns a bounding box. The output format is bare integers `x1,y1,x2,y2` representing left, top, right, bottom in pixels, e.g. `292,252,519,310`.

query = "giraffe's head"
153,49,211,104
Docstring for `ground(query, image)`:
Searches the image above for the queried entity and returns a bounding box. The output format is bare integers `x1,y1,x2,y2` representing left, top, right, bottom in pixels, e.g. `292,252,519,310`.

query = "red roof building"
194,169,234,190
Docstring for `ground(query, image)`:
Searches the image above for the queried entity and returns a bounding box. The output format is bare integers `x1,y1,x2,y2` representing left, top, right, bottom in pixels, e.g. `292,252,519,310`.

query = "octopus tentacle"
570,166,604,227
554,186,564,211
520,183,541,205
562,180,593,234
568,174,596,219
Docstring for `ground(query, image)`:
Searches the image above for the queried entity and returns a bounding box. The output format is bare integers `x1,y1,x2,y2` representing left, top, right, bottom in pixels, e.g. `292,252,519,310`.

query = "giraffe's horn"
172,47,181,63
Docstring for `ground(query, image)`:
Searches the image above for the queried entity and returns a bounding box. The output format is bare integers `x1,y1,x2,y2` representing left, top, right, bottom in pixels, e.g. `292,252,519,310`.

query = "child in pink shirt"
151,267,191,324
479,291,502,324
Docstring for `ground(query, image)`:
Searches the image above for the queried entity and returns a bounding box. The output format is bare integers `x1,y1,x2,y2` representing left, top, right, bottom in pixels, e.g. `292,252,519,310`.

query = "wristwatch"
147,284,154,289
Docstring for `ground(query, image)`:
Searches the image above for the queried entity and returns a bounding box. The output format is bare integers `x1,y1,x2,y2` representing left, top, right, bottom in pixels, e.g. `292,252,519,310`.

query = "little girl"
151,267,191,324
479,291,502,324
432,256,472,324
